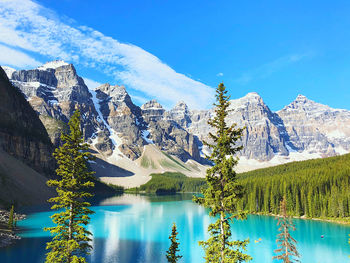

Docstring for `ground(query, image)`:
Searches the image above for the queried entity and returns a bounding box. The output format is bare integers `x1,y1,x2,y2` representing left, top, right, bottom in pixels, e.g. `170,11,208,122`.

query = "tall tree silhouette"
273,196,300,262
194,83,251,263
45,110,95,263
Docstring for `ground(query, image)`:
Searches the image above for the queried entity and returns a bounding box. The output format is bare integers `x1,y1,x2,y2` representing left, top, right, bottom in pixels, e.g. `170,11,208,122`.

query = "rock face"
4,61,350,172
0,66,54,174
6,62,201,164
277,95,350,156
95,83,146,159
10,61,109,150
141,100,201,162
186,93,289,161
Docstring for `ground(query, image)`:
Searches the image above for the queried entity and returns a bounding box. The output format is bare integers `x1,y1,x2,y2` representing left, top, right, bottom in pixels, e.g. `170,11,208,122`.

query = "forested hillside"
237,153,350,218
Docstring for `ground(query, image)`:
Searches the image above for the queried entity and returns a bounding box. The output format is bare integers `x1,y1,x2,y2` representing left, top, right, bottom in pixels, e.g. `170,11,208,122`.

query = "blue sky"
0,0,349,110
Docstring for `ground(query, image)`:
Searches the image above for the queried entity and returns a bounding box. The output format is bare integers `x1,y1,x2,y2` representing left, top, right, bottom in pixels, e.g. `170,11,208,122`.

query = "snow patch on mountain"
1,66,16,79
38,60,69,70
89,87,125,159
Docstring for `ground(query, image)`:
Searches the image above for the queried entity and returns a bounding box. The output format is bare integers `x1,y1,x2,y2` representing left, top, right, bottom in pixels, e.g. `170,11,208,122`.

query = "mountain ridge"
2,61,349,182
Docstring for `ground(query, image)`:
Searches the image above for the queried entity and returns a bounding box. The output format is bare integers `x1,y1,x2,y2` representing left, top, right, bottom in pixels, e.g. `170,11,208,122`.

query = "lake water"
0,193,349,263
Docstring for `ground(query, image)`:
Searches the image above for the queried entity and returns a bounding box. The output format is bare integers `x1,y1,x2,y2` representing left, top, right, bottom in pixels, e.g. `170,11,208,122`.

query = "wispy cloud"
129,94,149,105
216,72,224,77
83,78,102,90
0,0,214,109
235,54,308,85
0,44,41,68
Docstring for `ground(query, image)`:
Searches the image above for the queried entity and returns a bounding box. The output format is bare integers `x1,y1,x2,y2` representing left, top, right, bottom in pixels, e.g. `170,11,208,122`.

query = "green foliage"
166,223,182,263
237,153,350,218
130,172,206,193
273,197,300,262
194,83,251,263
105,183,124,193
44,110,95,263
8,205,14,230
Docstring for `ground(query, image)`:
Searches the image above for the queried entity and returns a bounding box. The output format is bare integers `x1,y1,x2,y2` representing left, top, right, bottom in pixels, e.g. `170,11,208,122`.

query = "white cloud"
0,44,41,68
235,54,308,85
216,72,224,77
0,0,214,109
83,78,102,91
129,94,149,105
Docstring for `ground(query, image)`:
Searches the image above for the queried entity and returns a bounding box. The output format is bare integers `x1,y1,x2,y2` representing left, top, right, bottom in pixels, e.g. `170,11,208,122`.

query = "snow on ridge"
1,66,16,78
88,88,125,160
38,60,69,70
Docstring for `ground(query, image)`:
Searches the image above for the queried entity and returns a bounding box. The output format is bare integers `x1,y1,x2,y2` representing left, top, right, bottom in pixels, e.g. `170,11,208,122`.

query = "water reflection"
88,194,209,263
1,194,350,263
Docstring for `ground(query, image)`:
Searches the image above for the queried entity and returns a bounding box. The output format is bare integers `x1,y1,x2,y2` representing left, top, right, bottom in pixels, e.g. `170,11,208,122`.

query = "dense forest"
237,153,350,218
128,172,206,194
132,154,350,219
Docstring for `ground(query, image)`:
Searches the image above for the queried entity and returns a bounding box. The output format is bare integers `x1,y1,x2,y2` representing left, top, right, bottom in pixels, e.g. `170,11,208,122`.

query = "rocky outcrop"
277,95,350,156
142,100,201,162
95,83,146,159
10,61,110,149
141,99,165,122
186,93,289,161
0,66,54,174
4,61,350,171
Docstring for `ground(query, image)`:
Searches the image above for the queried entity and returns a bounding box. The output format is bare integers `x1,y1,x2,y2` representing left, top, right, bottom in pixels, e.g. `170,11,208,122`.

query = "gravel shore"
0,209,25,248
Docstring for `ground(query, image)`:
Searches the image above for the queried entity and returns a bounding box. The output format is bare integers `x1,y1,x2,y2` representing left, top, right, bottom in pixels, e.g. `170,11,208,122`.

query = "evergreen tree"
166,223,182,263
45,110,95,263
194,83,251,263
273,196,300,263
8,205,14,230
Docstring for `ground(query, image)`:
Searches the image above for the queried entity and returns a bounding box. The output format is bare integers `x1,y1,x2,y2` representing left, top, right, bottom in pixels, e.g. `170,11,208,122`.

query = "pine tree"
166,223,182,263
44,110,95,263
8,205,14,230
273,196,300,263
194,83,251,263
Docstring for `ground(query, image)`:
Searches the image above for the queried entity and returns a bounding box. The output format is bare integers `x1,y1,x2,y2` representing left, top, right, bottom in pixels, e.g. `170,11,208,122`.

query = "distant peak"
141,99,164,110
296,94,308,100
38,60,69,70
174,100,188,109
244,92,262,100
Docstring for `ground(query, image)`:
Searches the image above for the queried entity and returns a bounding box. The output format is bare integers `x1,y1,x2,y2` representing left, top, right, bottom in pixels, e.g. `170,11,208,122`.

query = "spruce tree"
194,83,251,263
45,110,95,263
273,196,300,263
166,223,182,263
8,205,14,230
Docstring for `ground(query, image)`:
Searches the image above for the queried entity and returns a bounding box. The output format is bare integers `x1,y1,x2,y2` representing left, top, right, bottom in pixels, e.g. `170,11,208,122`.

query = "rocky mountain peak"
173,100,189,110
37,60,69,70
229,92,264,111
96,83,130,103
141,99,164,110
165,100,191,127
141,99,165,122
2,66,16,79
281,94,330,114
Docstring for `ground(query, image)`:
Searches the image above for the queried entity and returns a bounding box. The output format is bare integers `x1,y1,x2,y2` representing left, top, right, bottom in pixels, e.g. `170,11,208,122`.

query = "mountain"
4,61,350,183
277,94,350,156
0,66,54,207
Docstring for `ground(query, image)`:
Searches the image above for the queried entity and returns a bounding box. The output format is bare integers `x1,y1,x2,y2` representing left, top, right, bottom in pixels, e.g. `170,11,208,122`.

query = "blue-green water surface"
0,193,349,262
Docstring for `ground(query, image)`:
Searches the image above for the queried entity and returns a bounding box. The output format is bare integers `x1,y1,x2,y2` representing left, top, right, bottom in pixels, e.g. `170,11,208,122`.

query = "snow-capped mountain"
3,61,350,175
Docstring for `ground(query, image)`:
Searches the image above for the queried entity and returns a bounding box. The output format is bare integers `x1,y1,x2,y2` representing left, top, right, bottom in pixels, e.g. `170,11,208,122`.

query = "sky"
0,0,349,111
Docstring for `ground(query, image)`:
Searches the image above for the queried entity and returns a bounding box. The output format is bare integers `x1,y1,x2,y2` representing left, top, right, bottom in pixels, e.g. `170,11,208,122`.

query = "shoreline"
123,192,350,226
252,211,350,226
0,209,26,248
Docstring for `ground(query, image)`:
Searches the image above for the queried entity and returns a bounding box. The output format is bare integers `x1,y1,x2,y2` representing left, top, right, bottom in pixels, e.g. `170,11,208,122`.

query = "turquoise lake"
0,193,349,262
